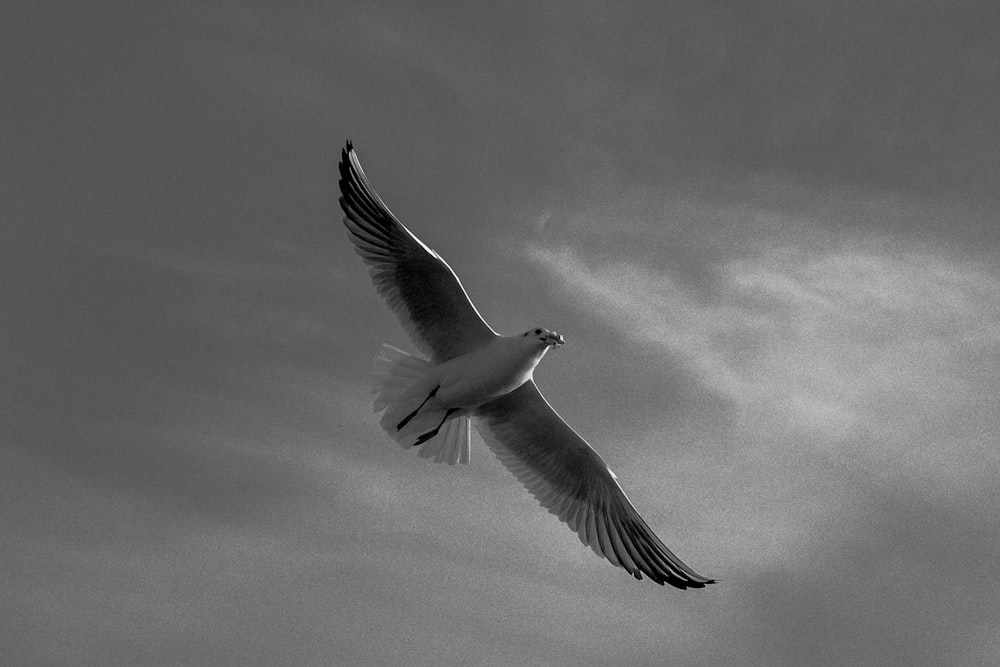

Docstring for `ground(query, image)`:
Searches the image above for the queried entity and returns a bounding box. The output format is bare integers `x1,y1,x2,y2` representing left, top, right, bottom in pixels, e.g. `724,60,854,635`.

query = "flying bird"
338,141,714,589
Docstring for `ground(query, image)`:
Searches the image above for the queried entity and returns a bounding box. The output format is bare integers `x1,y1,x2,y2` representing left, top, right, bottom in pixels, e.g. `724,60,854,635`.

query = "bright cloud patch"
526,241,1000,494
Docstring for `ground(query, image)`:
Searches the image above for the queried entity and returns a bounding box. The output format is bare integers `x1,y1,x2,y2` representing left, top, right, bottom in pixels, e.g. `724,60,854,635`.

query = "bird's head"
522,327,565,348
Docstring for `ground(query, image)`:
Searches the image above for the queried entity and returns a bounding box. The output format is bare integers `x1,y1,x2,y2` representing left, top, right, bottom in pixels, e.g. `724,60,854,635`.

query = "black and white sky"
4,2,1000,665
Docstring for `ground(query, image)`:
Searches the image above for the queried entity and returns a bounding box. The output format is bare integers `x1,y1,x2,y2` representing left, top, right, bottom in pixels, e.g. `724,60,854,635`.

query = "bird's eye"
534,329,541,335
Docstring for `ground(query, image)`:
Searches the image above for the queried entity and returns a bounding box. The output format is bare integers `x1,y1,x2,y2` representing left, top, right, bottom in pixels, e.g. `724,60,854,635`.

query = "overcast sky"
4,1,1000,665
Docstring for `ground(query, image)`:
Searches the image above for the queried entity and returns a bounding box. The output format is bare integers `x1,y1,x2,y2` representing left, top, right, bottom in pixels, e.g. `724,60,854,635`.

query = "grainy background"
4,2,999,665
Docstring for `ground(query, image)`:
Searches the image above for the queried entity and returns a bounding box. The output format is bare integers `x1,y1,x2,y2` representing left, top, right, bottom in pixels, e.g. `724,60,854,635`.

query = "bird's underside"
338,140,715,589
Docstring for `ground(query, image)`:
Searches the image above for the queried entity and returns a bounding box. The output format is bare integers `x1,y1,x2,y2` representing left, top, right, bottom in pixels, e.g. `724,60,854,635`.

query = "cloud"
522,213,1000,585
526,238,999,446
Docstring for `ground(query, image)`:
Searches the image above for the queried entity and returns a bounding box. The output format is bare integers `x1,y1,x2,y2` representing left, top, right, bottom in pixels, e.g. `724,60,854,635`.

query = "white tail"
371,344,471,465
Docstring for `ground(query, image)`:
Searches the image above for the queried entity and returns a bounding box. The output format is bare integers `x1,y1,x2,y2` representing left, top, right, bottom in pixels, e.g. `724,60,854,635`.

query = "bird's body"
375,330,561,458
429,330,561,409
338,140,715,589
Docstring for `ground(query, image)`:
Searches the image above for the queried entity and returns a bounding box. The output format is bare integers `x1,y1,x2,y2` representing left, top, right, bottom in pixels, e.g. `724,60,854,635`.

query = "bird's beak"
547,332,565,346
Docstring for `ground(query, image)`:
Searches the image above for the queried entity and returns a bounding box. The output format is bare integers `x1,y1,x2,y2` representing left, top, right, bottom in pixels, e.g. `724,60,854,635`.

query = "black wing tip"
668,570,717,589
626,558,717,589
645,574,717,590
679,574,717,589
341,139,355,164
652,577,716,590
621,557,716,589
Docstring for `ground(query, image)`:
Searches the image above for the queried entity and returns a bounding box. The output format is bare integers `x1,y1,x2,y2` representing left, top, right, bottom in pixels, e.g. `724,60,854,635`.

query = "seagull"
338,140,714,589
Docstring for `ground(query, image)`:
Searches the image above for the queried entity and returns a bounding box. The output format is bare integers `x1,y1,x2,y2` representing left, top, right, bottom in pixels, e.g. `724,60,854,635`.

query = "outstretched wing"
338,141,497,362
475,381,715,589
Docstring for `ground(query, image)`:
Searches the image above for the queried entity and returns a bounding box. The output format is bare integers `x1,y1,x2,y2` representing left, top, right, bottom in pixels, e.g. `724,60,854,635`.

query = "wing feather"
338,141,497,361
475,381,715,589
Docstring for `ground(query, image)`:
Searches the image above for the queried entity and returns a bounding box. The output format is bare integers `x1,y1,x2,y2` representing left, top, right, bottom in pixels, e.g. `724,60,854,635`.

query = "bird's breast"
435,341,546,408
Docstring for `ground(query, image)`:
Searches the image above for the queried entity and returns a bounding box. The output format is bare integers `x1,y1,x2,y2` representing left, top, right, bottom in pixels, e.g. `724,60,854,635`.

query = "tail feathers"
414,411,470,465
371,344,471,465
372,344,431,412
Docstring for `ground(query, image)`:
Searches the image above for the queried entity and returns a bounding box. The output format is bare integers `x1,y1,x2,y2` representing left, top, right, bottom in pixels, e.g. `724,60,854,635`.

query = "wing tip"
643,573,717,590
633,568,717,590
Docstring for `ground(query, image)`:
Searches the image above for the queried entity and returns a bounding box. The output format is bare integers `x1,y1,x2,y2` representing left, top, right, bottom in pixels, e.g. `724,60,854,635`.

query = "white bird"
338,141,714,589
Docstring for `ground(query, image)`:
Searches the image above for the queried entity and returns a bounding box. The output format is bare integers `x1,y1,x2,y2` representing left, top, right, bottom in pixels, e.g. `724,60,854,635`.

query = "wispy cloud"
525,228,1000,494
532,239,992,387
521,219,1000,664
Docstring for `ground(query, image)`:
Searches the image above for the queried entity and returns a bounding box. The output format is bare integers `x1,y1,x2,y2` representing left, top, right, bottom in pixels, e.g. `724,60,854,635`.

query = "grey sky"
4,1,999,665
